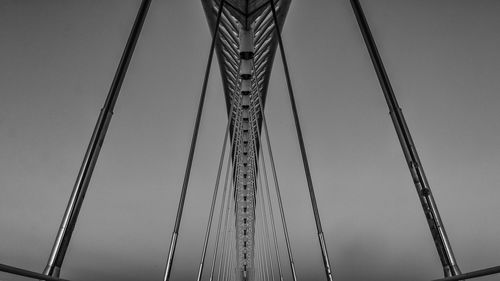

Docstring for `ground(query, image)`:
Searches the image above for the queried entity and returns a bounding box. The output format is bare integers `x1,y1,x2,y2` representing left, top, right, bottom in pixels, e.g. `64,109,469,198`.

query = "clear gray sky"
1,1,500,280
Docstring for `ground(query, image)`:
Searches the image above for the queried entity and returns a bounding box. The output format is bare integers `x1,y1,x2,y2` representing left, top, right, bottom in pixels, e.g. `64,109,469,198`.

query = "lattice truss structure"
202,0,290,278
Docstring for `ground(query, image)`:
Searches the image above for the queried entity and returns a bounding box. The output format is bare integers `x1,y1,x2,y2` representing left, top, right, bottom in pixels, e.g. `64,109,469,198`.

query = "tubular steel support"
1,263,71,281
350,0,461,277
42,0,152,277
270,2,334,281
162,1,225,280
432,265,500,281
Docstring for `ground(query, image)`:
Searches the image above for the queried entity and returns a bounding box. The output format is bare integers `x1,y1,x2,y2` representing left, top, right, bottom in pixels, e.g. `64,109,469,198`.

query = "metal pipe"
162,1,225,280
349,0,461,277
432,265,500,281
0,263,71,281
269,2,334,281
42,0,152,277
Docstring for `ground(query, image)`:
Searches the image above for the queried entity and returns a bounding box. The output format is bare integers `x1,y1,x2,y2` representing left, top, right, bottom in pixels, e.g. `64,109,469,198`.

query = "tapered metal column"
349,0,461,277
42,0,152,277
162,1,225,280
270,2,334,281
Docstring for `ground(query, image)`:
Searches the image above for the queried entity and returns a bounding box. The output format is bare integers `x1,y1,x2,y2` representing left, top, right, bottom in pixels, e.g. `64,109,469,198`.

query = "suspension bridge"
1,1,499,280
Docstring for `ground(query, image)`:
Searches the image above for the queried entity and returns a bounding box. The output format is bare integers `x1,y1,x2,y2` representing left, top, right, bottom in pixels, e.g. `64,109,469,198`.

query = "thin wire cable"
217,184,233,280
200,80,243,281
250,125,275,281
257,170,276,281
254,194,266,280
196,96,237,281
269,1,334,280
258,199,271,281
218,145,237,281
227,207,237,281
163,1,226,280
213,148,233,281
225,220,235,281
256,222,264,281
208,128,236,281
253,128,277,281
217,167,235,281
220,199,234,281
253,57,298,281
256,131,284,281
221,223,230,281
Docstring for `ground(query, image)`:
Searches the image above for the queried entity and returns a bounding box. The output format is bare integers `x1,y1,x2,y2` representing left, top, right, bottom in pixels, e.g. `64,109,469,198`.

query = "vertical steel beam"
42,0,152,277
349,0,461,277
269,2,334,281
162,1,225,280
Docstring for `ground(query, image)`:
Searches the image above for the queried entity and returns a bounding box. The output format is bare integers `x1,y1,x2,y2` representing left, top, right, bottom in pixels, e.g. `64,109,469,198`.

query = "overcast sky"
1,1,500,281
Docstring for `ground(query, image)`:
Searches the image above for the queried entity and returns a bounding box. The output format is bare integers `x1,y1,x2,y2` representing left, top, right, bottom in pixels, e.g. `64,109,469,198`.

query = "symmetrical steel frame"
0,1,499,281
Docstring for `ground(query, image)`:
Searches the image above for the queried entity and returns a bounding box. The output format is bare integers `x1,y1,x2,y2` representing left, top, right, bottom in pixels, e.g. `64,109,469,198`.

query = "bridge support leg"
349,0,461,277
162,1,225,280
41,0,152,277
270,2,334,281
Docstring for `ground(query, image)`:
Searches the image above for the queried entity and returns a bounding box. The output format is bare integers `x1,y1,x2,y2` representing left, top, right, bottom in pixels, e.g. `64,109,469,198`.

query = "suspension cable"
195,102,233,281
258,194,272,281
215,169,231,281
224,218,236,281
257,164,277,281
253,55,298,281
249,118,276,281
219,188,234,281
209,88,243,281
196,77,243,281
254,122,284,281
256,218,266,281
208,117,238,281
255,178,267,281
269,1,334,280
162,1,226,280
217,136,238,281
